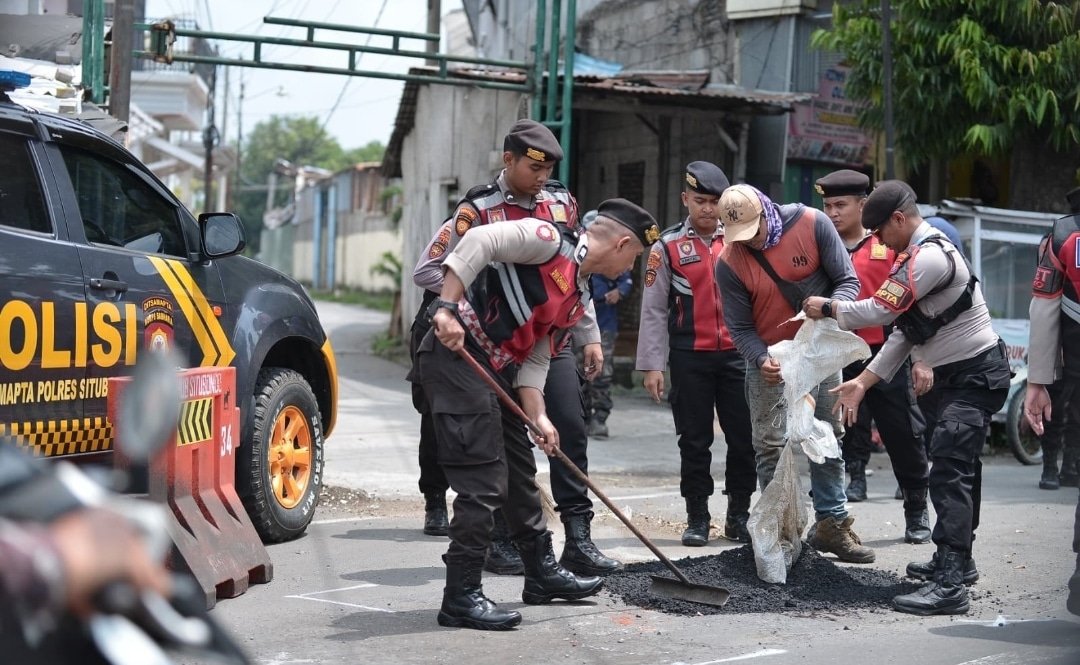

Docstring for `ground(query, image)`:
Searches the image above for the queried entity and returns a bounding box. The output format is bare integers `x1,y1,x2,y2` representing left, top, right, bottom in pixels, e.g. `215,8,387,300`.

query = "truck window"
57,145,187,257
0,133,51,234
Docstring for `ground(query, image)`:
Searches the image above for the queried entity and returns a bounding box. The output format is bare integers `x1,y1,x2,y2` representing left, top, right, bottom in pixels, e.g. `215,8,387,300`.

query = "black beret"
862,180,916,230
503,119,563,162
596,198,660,247
815,169,870,198
1066,186,1080,214
684,161,730,196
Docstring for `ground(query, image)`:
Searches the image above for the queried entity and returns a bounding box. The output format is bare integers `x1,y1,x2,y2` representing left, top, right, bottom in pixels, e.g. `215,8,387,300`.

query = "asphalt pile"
603,545,921,615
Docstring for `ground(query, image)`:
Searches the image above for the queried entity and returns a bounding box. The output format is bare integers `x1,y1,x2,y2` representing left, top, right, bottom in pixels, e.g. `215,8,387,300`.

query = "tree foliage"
812,0,1080,165
235,116,385,253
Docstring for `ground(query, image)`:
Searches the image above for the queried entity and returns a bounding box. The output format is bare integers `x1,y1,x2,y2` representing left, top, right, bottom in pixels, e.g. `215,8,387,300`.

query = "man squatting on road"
715,183,876,565
636,161,756,547
416,198,658,630
409,119,622,578
805,180,1011,616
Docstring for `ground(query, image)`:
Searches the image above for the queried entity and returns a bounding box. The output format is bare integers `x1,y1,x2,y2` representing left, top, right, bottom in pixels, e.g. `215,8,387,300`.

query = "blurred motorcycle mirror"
116,350,183,464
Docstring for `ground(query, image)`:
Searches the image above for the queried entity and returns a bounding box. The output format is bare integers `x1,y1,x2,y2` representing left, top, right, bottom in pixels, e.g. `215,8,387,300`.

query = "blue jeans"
744,363,848,522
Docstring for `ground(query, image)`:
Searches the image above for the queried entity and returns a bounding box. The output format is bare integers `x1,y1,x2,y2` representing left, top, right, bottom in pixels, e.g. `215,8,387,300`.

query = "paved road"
188,301,1080,665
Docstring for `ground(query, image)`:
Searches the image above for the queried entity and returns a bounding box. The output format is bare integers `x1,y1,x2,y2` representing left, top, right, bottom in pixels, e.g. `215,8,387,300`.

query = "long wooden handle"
454,347,694,586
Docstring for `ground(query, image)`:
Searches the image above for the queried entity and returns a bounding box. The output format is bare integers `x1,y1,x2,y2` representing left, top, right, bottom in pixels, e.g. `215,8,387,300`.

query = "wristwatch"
432,298,459,315
821,300,833,318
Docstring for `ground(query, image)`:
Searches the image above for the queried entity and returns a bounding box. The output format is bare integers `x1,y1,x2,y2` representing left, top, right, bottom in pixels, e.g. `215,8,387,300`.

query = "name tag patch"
550,268,570,294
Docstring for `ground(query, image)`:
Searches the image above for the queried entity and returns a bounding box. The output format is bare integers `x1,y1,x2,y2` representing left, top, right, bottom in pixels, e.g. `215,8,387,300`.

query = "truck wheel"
241,368,325,542
1006,381,1042,466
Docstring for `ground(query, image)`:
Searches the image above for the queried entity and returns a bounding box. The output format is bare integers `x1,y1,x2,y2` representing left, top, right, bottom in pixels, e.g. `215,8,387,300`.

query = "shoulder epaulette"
1053,213,1080,254
463,182,498,202
543,179,570,194
659,222,684,241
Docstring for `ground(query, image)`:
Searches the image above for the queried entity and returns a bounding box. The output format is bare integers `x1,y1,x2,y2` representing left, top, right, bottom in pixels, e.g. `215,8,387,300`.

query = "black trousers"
407,295,449,498
416,334,546,563
919,340,1011,554
409,301,593,517
667,348,757,499
841,353,929,493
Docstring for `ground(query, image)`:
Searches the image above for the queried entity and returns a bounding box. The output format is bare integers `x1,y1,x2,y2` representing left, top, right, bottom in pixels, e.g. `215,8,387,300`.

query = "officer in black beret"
804,177,1011,616
637,160,757,546
504,119,564,163
815,170,931,544
410,117,622,595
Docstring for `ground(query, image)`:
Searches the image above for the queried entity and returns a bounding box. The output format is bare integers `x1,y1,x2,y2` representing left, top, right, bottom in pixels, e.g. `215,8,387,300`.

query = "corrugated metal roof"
383,66,812,177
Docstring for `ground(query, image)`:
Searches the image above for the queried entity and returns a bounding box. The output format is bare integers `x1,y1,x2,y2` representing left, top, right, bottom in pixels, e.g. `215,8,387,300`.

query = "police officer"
715,183,874,564
411,119,622,577
636,161,756,546
1023,185,1080,615
417,199,657,630
815,170,931,544
806,180,1011,616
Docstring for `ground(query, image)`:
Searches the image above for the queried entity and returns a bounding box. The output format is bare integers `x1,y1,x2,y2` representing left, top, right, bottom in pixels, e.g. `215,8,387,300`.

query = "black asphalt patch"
603,544,922,615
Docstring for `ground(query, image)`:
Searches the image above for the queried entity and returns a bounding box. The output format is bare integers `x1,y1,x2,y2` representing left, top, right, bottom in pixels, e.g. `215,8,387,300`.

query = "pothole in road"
603,545,922,615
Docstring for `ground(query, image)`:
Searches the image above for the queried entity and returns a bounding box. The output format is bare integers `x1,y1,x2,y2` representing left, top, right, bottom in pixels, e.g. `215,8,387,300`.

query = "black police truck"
0,72,337,542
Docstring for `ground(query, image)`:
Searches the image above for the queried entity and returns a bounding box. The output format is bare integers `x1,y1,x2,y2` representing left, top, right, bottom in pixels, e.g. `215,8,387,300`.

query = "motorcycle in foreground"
0,352,249,665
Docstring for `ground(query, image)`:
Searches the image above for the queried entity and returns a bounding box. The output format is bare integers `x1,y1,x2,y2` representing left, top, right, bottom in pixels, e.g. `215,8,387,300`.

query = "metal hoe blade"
649,575,730,608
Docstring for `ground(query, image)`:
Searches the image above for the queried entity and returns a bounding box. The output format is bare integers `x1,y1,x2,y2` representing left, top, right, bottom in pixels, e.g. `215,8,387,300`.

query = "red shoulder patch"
536,224,557,242
873,278,914,312
455,207,477,236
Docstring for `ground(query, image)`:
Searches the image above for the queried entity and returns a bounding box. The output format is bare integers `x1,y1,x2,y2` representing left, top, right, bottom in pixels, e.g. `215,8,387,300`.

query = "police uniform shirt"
413,171,600,347
636,217,723,371
835,222,998,380
442,219,589,390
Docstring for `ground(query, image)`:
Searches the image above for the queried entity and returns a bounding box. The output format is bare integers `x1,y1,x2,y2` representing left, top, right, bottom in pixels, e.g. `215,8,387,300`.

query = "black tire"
240,368,325,542
1006,381,1042,465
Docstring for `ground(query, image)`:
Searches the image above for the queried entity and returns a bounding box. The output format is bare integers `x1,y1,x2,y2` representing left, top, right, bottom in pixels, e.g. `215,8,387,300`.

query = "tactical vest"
459,225,588,370
886,236,977,345
1033,213,1080,378
465,181,575,230
657,225,735,352
848,234,894,346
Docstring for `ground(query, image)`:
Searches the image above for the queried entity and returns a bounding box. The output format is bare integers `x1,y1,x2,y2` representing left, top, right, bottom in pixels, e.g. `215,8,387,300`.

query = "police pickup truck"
0,72,337,542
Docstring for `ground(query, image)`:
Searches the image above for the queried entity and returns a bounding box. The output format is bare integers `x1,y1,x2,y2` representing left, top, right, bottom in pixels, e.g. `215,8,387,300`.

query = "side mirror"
199,212,246,258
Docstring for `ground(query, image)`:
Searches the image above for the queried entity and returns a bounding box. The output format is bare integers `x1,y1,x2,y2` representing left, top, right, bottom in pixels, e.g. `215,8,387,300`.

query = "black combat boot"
893,547,970,615
1060,447,1080,487
484,509,524,575
559,512,623,576
901,488,932,544
681,495,710,547
1040,444,1061,490
723,493,752,543
845,460,867,502
437,557,522,630
906,549,979,584
423,493,449,536
518,531,603,604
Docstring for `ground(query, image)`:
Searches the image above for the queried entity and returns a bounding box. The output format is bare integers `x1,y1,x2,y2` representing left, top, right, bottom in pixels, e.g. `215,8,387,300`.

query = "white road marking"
310,515,384,525
285,582,396,613
955,614,1054,627
674,648,787,664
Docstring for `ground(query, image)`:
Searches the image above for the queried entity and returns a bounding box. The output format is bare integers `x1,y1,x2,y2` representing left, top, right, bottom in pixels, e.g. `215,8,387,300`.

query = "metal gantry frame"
80,1,578,179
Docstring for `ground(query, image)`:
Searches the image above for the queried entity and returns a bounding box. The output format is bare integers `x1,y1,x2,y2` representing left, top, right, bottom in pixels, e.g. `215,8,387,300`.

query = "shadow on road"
930,618,1080,649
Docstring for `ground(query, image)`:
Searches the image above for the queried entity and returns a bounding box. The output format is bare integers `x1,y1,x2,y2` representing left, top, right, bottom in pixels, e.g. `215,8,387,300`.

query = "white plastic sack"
748,316,870,583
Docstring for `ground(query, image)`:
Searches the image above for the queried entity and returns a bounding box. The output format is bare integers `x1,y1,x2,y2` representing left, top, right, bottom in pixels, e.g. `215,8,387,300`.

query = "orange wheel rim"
268,405,313,509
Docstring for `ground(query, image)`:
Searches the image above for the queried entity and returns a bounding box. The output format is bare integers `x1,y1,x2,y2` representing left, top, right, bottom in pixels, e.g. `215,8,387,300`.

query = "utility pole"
426,0,441,66
108,0,134,122
202,65,219,213
881,0,895,180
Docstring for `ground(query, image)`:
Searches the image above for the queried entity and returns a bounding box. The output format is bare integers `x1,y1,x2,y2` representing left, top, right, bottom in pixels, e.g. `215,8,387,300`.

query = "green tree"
235,116,383,253
813,0,1080,212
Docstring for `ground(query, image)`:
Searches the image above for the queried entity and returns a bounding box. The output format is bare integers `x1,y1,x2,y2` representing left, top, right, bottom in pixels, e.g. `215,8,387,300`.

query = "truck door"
45,141,233,436
0,130,90,456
